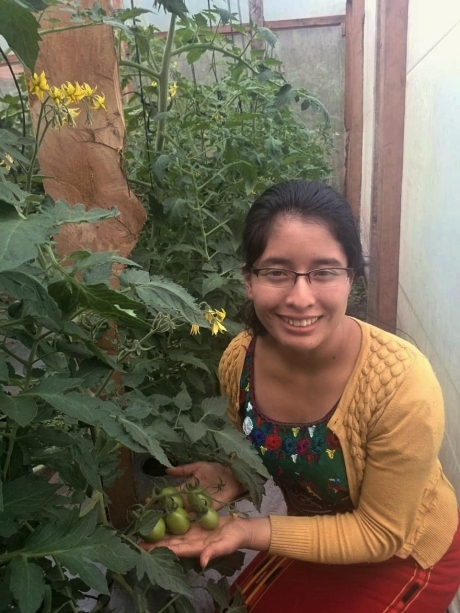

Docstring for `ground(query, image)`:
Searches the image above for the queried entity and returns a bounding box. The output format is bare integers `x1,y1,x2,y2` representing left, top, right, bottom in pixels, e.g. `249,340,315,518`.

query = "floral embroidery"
243,416,253,435
251,429,265,445
296,438,310,455
283,436,297,454
240,337,352,513
265,433,282,450
310,435,327,455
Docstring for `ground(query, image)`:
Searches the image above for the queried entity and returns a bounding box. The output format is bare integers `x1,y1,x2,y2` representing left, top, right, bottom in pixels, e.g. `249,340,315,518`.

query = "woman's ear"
242,264,253,300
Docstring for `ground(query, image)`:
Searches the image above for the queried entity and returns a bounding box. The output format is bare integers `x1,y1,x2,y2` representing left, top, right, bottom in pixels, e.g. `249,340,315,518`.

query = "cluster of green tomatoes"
140,484,220,543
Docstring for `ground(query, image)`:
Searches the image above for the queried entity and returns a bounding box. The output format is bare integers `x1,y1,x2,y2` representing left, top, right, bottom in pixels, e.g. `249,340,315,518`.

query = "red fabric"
231,515,460,613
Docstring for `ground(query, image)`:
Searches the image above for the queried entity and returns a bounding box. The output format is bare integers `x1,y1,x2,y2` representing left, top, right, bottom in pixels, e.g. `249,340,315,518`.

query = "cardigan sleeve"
268,354,449,564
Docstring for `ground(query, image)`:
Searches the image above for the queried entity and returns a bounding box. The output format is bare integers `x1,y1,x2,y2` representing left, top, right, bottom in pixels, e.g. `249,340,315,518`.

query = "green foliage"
120,6,333,395
0,0,41,71
0,2,333,611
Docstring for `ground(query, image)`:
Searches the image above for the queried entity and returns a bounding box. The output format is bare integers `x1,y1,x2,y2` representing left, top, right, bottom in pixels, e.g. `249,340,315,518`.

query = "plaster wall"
398,3,460,609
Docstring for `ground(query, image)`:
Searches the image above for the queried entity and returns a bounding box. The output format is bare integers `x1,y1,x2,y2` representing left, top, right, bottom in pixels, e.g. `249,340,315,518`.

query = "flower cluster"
168,82,178,100
190,307,227,336
28,71,106,128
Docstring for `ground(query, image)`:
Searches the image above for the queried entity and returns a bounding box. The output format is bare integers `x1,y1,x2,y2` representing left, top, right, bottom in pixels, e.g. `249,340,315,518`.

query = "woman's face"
244,215,353,354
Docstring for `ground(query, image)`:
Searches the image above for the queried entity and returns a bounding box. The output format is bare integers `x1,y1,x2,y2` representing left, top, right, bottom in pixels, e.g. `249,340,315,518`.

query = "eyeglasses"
251,267,354,289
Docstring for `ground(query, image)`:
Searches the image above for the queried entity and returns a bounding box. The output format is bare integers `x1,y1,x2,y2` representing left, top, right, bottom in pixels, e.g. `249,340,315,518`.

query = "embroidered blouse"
240,338,354,516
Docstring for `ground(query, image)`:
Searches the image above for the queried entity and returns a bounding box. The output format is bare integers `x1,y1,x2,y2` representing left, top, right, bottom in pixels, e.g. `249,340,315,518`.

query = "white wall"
398,2,460,609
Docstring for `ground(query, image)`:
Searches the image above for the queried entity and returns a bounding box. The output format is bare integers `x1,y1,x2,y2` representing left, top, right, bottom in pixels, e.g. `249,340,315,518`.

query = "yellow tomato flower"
0,154,14,171
92,94,107,111
62,81,87,103
214,308,226,322
49,85,64,106
168,82,178,99
204,307,227,336
28,71,50,101
211,320,227,336
190,324,200,335
151,80,158,88
81,83,97,97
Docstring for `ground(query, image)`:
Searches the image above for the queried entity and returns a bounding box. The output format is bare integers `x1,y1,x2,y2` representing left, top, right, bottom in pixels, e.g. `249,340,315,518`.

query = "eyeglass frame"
250,266,355,288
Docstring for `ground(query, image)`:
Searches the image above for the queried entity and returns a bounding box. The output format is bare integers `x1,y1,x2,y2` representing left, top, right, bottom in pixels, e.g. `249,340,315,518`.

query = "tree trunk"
29,0,146,526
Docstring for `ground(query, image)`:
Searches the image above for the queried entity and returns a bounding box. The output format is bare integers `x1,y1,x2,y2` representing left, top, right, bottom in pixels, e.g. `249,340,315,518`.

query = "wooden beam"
155,16,346,38
344,0,364,218
367,0,409,332
249,0,264,50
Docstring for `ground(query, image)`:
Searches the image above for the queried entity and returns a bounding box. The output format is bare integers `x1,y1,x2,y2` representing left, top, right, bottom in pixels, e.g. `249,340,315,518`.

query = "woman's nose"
285,276,316,307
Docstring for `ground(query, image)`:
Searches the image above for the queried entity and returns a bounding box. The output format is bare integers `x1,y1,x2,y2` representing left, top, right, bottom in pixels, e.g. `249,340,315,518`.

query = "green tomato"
159,486,184,509
198,508,220,531
165,507,191,535
143,517,166,543
187,491,212,512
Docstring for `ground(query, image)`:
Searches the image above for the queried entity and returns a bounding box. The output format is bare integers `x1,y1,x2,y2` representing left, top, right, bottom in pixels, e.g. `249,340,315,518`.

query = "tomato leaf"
9,558,45,613
136,548,192,598
213,424,270,478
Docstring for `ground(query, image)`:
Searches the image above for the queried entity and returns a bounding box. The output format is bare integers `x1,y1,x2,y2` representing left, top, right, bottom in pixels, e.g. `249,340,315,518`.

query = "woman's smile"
244,216,352,354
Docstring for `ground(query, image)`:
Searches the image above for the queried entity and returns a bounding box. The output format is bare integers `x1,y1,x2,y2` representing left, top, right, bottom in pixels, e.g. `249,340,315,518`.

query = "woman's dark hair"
241,179,366,334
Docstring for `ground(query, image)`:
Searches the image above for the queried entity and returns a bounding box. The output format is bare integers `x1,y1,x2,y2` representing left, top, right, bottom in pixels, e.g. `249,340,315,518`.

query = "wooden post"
29,0,146,526
344,0,364,219
367,0,409,332
249,0,264,49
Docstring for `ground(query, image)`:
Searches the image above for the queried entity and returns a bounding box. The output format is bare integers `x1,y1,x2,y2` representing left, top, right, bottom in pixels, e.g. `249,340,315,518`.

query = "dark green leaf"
178,415,207,443
136,509,164,537
0,0,41,70
206,550,246,577
207,577,231,609
0,353,9,383
9,558,45,613
162,196,188,221
136,548,192,597
173,383,192,411
202,273,224,296
201,397,227,419
153,0,188,20
1,476,59,519
119,418,172,467
214,424,270,478
132,274,203,325
169,350,210,373
116,7,152,21
187,47,207,64
0,206,55,273
0,391,38,427
0,271,62,331
230,457,265,511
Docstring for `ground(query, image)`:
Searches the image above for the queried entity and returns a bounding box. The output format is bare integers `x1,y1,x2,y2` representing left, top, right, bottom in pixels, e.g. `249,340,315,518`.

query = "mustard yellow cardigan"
218,319,458,568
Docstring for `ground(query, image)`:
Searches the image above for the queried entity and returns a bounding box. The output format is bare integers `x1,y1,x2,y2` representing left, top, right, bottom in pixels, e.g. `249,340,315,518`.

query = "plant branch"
155,14,177,153
171,43,256,73
118,59,161,81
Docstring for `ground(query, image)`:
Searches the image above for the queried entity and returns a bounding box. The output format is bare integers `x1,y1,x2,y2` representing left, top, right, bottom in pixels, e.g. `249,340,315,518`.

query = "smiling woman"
143,180,460,613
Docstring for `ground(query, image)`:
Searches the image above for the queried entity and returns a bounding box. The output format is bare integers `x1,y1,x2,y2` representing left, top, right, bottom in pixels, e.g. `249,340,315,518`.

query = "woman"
144,181,460,612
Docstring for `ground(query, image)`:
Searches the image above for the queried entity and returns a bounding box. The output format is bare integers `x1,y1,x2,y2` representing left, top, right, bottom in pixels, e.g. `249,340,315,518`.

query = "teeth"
282,316,319,327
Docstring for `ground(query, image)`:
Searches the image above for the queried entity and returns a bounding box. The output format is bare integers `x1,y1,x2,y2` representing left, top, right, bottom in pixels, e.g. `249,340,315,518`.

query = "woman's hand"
166,461,247,509
140,515,271,568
